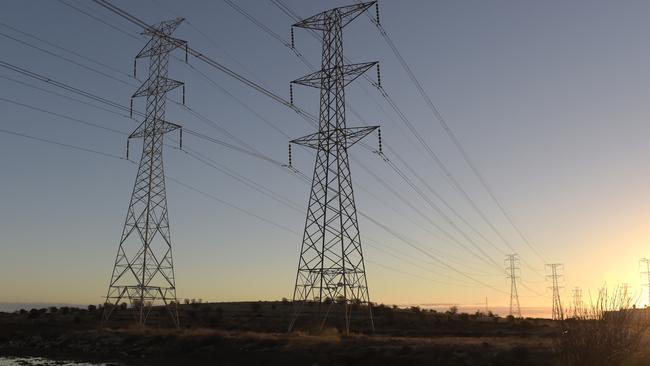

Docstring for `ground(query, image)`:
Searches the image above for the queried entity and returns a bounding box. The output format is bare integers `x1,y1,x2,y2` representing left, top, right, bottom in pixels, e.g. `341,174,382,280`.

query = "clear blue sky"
1,0,650,313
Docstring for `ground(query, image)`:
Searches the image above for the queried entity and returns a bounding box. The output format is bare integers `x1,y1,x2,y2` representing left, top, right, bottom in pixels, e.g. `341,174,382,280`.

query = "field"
0,301,648,365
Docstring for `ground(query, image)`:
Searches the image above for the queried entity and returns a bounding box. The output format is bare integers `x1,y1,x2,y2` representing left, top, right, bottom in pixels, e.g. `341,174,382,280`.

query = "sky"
1,0,650,316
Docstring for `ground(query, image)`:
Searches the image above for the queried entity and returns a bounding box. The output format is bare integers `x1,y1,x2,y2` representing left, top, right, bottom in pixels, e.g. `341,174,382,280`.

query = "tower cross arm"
291,62,378,89
132,76,184,98
129,119,181,139
344,126,379,147
136,36,187,59
292,1,376,30
291,126,378,149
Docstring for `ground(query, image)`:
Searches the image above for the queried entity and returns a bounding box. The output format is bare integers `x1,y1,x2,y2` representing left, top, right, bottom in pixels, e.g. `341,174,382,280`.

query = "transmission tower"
621,283,632,305
287,1,380,335
640,258,650,307
102,18,187,327
546,263,564,320
505,254,521,318
571,287,582,316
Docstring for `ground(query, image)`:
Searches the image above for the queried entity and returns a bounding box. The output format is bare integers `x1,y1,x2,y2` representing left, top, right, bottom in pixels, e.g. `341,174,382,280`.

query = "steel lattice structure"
640,258,650,307
571,286,583,316
546,263,564,321
103,18,186,327
288,2,379,334
505,254,521,318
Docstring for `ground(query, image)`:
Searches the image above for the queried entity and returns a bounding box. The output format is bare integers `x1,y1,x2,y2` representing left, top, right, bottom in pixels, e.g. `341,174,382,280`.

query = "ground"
0,301,578,365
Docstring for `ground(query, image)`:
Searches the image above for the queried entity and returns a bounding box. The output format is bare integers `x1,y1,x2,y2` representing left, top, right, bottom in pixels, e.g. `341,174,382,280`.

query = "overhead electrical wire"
15,3,536,294
360,1,549,265
1,58,492,283
220,0,530,275
208,0,511,271
269,0,547,279
91,0,537,281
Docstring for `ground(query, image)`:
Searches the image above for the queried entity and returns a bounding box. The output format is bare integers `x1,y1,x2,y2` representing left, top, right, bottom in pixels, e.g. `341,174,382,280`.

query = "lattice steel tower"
103,18,186,327
571,287,582,316
288,2,379,334
546,263,564,320
505,254,521,318
640,258,650,307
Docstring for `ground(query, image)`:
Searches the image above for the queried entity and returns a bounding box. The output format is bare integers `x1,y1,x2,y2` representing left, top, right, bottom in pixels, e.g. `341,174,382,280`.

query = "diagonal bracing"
287,1,378,335
102,17,186,327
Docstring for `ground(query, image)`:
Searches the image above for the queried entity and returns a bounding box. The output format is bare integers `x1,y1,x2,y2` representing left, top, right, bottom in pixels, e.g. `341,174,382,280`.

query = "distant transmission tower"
571,287,582,316
640,258,650,307
546,263,564,320
103,18,187,327
287,2,380,334
505,254,521,318
621,282,632,305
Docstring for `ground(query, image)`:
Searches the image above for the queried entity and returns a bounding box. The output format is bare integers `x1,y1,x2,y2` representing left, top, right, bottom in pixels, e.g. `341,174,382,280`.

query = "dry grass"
554,286,649,366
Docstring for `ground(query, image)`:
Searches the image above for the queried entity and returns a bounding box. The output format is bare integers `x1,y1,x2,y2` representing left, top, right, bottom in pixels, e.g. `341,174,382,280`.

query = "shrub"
446,306,458,315
27,308,40,319
554,285,648,366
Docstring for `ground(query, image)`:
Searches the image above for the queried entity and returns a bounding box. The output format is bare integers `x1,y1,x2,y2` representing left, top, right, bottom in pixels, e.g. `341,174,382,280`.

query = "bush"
27,309,40,319
554,285,648,366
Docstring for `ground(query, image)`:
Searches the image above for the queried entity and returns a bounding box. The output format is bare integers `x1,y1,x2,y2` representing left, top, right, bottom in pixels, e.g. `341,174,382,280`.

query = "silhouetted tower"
505,254,521,317
571,287,582,316
103,18,186,327
621,283,632,305
546,263,564,320
640,258,650,307
287,2,380,334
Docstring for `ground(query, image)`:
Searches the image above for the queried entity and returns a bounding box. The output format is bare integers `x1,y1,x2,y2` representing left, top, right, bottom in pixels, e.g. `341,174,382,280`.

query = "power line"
222,0,513,275
0,21,133,79
56,0,142,42
0,127,125,160
0,29,134,87
6,5,520,296
363,2,548,264
3,123,490,294
265,0,546,286
102,0,504,276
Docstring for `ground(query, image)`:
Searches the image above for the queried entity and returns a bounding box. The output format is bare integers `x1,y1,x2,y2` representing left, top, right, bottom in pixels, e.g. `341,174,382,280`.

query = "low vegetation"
554,286,650,366
0,301,556,365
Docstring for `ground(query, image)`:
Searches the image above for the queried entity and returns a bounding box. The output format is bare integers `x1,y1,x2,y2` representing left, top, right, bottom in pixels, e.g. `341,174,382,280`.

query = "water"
0,357,119,366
